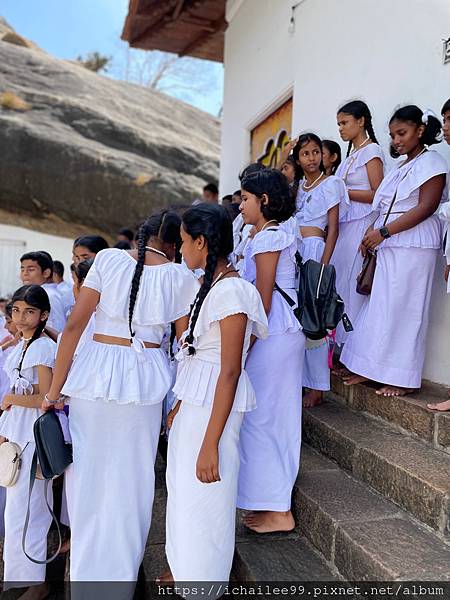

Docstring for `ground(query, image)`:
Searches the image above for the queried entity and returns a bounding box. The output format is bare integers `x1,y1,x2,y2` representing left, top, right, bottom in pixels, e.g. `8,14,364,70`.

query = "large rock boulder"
0,20,220,234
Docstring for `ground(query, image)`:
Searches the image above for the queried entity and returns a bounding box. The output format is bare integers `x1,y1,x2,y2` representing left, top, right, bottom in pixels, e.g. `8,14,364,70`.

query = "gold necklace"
303,172,324,190
350,134,370,154
145,246,167,259
211,262,234,287
260,219,279,231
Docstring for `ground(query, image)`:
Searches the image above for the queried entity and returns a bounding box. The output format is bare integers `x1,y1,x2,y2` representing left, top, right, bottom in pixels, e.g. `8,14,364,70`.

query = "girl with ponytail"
341,105,447,397
160,203,267,585
0,285,56,595
333,100,385,349
237,169,305,534
44,213,198,588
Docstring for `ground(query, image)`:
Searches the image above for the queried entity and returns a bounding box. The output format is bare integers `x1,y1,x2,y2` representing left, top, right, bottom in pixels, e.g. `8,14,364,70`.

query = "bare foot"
376,386,415,397
18,583,50,600
303,390,323,408
332,366,351,377
427,399,450,412
156,569,174,584
243,510,295,534
343,374,368,386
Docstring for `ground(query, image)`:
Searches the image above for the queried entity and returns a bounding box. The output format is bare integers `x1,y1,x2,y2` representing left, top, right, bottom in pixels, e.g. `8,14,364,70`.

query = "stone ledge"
303,402,450,534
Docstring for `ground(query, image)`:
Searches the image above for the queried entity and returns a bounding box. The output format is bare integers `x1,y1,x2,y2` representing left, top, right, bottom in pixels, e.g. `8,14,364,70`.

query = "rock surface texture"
0,19,220,234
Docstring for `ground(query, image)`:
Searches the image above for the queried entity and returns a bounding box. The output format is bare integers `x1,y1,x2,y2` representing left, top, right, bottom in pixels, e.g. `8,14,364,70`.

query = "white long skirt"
299,236,330,391
341,246,438,388
237,331,305,511
68,398,162,584
3,442,53,590
333,215,374,344
166,402,243,582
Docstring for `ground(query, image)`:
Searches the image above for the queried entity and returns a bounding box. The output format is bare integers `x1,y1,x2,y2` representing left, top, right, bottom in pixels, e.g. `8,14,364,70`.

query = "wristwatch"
379,226,391,239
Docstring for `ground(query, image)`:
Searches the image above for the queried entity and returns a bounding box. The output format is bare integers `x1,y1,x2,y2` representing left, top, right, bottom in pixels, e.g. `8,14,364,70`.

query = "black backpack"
275,252,352,340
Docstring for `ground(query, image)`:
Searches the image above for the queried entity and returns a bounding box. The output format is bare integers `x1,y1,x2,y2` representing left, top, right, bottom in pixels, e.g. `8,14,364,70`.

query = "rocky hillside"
0,18,220,234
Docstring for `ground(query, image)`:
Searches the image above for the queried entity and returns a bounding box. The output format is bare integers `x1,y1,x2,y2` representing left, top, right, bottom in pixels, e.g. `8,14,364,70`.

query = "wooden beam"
178,14,227,58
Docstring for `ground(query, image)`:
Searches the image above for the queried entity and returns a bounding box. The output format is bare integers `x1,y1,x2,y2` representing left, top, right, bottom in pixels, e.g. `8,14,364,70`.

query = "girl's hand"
445,265,450,283
1,395,12,411
0,436,7,445
196,441,220,484
166,401,181,430
362,228,384,252
285,137,298,153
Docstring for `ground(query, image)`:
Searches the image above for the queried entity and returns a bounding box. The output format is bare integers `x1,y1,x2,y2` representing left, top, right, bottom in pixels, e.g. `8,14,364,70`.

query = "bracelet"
44,393,65,405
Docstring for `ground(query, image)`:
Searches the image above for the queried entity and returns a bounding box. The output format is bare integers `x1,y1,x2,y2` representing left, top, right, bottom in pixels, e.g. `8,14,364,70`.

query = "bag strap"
22,450,62,564
382,151,426,227
274,282,295,307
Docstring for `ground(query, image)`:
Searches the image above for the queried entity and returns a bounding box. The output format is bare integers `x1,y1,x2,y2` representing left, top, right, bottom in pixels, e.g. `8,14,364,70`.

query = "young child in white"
161,204,267,585
0,285,56,599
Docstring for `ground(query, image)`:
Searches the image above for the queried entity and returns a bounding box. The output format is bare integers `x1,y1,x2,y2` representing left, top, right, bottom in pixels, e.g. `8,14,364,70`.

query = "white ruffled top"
438,200,450,270
173,277,268,412
372,150,448,249
61,249,200,405
296,175,350,230
336,143,385,222
242,217,300,336
0,336,56,444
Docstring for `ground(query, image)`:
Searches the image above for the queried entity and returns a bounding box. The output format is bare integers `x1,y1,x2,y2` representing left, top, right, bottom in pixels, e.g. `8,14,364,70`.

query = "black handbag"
22,410,73,564
275,252,353,340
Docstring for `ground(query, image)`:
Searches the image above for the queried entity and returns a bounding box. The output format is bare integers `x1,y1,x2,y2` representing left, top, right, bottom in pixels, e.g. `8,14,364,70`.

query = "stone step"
233,533,337,582
331,375,450,453
295,446,450,581
303,401,450,535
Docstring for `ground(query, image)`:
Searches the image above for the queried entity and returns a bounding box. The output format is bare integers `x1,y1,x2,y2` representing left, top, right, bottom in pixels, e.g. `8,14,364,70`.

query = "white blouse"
173,277,268,412
61,249,200,405
242,217,300,336
372,150,448,249
296,175,350,230
0,336,56,443
336,143,385,222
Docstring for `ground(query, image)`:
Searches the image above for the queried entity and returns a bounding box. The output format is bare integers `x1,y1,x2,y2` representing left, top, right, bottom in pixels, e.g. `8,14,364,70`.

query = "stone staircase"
296,376,450,581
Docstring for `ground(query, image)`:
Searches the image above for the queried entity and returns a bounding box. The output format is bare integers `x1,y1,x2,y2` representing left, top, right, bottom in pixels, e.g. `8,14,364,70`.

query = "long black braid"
338,100,378,157
10,285,51,377
128,221,151,340
181,204,234,355
185,235,220,355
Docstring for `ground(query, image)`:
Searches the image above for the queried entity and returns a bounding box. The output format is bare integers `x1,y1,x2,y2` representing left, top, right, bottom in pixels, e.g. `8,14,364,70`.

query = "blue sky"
1,0,223,116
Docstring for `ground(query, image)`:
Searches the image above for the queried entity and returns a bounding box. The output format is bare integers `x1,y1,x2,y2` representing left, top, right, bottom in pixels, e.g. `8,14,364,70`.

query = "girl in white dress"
428,99,450,412
322,139,342,176
44,215,199,595
342,105,447,397
333,101,384,347
293,133,349,407
160,204,267,584
0,285,56,599
237,168,306,534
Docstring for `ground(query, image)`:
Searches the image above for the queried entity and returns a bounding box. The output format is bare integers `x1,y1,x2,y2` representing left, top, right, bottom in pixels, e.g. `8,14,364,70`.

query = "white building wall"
221,0,450,385
0,224,73,296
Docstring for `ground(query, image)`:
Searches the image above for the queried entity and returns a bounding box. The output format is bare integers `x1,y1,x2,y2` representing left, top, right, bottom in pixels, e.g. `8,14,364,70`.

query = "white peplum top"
0,336,56,444
336,143,385,222
295,175,350,230
242,217,300,336
372,150,448,250
61,249,199,405
173,277,268,412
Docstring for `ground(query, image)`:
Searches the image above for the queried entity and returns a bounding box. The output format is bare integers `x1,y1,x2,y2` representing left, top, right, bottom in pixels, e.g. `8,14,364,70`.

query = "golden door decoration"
251,98,293,167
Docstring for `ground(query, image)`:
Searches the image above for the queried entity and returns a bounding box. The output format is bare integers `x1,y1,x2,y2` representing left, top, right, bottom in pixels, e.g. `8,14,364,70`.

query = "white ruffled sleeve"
438,201,450,264
354,143,385,169
82,248,110,293
193,278,268,340
22,337,56,370
249,217,297,258
397,151,448,202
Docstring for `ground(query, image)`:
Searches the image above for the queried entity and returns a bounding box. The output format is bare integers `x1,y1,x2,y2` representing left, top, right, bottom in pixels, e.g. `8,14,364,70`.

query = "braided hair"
338,100,378,157
11,285,50,377
127,210,182,340
322,139,342,175
182,204,234,355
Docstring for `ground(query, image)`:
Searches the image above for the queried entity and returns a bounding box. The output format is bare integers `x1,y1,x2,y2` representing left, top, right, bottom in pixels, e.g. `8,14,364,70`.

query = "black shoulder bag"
22,410,73,564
